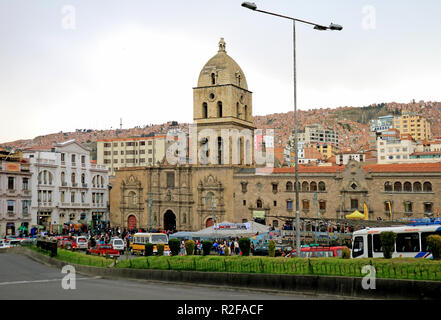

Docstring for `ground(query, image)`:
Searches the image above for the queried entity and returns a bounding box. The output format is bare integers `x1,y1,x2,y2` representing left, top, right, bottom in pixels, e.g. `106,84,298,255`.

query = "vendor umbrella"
346,210,365,219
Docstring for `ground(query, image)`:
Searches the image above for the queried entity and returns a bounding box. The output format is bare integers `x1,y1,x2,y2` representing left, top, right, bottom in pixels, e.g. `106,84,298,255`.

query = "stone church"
109,39,441,232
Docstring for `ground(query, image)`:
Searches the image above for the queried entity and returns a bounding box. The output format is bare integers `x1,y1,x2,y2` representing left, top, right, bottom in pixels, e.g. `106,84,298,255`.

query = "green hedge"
114,255,441,281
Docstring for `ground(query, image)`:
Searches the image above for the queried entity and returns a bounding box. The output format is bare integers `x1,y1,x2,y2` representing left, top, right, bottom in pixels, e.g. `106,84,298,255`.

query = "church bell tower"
192,38,255,166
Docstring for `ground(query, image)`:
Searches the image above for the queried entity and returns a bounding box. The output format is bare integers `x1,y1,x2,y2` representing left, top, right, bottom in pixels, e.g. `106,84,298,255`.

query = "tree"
268,240,276,257
380,231,397,259
427,235,441,260
185,240,195,256
202,241,212,256
144,243,154,256
168,238,180,256
239,238,251,256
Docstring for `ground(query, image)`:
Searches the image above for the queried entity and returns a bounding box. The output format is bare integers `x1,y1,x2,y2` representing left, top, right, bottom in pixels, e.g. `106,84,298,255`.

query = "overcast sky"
1,0,441,143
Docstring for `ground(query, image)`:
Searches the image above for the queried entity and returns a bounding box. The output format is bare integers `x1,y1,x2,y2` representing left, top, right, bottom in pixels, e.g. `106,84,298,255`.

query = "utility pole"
149,192,153,232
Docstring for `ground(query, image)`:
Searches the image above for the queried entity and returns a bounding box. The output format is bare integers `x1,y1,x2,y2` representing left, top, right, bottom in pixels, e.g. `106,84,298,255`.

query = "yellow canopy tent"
346,210,365,219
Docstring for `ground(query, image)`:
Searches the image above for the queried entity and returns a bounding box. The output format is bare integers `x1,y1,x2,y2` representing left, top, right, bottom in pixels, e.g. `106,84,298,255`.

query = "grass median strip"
25,246,441,281
115,255,441,281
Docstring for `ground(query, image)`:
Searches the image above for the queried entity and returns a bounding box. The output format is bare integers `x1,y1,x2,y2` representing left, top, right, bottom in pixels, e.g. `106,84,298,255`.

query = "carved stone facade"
109,39,441,231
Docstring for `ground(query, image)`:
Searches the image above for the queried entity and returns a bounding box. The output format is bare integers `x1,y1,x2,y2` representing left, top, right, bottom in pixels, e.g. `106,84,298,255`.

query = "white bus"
351,224,441,259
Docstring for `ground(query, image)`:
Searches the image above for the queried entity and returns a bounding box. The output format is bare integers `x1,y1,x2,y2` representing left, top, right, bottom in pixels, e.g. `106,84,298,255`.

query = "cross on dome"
218,38,226,53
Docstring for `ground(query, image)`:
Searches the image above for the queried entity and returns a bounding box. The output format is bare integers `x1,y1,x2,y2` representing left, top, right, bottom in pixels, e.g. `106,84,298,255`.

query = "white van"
111,238,125,254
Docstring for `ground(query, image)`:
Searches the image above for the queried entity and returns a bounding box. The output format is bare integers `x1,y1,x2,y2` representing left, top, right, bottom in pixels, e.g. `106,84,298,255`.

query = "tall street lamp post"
241,2,342,256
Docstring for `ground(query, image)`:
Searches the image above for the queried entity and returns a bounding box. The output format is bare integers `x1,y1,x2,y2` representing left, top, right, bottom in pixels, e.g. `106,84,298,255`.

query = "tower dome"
197,38,248,90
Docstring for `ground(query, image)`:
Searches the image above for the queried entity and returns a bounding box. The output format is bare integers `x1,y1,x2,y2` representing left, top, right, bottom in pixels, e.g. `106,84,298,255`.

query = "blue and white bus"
351,219,441,259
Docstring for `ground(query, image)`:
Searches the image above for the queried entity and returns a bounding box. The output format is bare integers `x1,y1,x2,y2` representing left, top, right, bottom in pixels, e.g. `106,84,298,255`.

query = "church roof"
197,38,248,90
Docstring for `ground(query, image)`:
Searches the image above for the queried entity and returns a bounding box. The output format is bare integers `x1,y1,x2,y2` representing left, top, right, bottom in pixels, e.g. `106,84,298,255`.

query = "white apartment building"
336,152,365,165
377,137,416,164
97,135,175,176
23,140,109,233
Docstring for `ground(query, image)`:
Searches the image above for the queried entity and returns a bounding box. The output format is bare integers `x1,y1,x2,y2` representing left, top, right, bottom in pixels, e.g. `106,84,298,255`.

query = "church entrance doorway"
127,215,137,231
164,210,176,232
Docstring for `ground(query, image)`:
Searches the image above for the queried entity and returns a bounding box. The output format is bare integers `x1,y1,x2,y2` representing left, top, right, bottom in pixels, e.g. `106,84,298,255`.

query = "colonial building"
23,140,109,232
110,39,441,232
0,153,32,237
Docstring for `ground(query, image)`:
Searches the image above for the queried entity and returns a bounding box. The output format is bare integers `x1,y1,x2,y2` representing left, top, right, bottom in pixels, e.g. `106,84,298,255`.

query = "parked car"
252,243,292,256
71,236,88,251
111,238,125,254
0,239,11,249
87,244,120,258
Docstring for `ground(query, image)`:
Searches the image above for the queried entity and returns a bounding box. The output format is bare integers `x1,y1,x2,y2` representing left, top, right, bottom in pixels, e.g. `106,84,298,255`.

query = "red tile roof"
255,162,441,174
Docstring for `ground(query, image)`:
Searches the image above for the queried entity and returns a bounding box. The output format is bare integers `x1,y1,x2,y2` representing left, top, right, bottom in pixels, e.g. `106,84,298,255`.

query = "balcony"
82,183,88,188
61,182,68,187
38,201,53,207
72,182,78,187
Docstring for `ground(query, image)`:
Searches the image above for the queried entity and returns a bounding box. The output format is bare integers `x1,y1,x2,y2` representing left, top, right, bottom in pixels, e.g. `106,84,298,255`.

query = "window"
424,202,433,214
8,177,14,190
413,182,422,192
384,182,393,192
241,182,248,193
22,178,29,190
71,154,76,164
287,200,293,210
396,233,419,252
202,102,208,119
211,73,215,85
243,200,246,206
403,182,412,192
421,231,441,251
71,192,75,203
404,201,413,213
423,182,432,192
61,153,65,162
302,200,310,210
272,183,278,192
272,220,279,228
61,191,65,203
351,199,359,210
373,234,383,252
22,200,30,214
7,200,15,213
318,181,326,192
302,181,309,192
310,181,317,192
319,200,326,210
286,181,293,192
394,182,402,192
81,155,85,164
352,236,364,258
256,199,262,208
81,192,85,203
217,101,223,117
273,201,277,207
166,172,175,188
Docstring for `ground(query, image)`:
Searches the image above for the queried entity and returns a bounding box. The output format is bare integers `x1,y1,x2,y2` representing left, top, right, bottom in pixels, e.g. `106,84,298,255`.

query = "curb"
4,247,441,299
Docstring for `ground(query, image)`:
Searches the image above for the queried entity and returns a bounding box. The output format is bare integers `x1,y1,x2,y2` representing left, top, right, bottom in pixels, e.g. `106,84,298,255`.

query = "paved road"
0,253,344,300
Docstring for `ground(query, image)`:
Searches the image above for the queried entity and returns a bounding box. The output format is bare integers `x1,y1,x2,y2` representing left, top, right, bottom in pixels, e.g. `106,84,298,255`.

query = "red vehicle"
54,236,71,248
287,245,348,258
87,244,120,258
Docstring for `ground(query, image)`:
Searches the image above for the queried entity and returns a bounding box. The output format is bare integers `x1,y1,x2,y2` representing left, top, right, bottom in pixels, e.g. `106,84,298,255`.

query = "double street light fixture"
241,2,342,256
